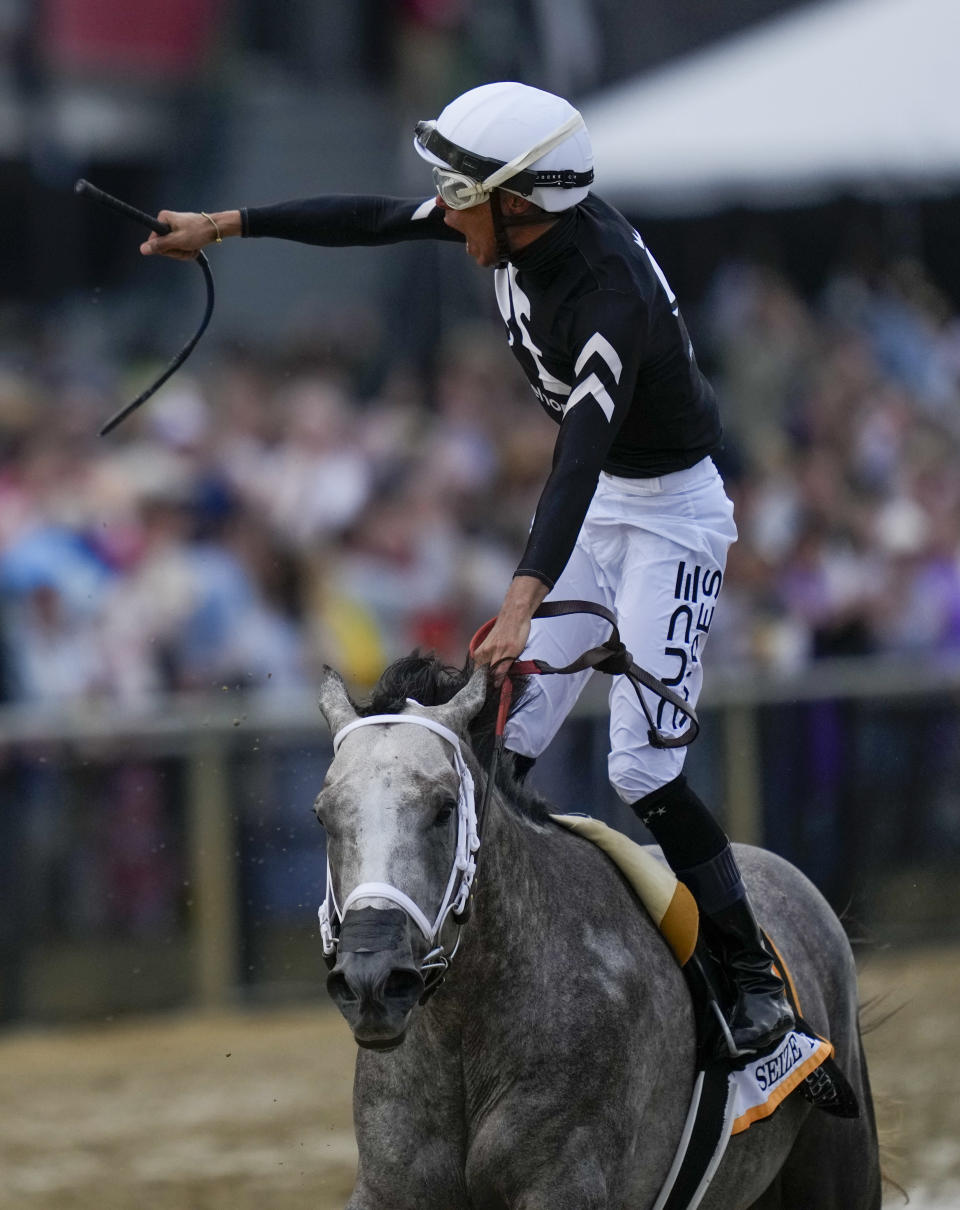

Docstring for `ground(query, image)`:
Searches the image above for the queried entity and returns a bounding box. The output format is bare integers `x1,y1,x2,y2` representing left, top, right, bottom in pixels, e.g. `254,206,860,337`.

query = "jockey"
141,80,794,1054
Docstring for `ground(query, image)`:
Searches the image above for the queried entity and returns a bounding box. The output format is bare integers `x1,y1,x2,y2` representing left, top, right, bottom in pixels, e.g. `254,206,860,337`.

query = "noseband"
318,712,480,994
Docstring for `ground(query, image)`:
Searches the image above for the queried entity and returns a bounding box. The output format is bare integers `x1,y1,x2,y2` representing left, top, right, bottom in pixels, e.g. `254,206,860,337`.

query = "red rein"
468,617,537,739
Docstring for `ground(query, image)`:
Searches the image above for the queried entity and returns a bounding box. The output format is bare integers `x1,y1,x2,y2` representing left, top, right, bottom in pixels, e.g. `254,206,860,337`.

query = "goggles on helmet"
431,166,492,210
415,113,592,210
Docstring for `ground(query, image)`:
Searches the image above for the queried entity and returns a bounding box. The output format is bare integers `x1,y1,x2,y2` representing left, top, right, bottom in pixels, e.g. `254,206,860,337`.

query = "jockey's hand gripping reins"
465,598,699,920
471,598,699,750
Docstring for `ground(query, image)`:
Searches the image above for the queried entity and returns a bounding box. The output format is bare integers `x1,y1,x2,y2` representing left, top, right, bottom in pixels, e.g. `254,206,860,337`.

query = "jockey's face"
435,195,499,268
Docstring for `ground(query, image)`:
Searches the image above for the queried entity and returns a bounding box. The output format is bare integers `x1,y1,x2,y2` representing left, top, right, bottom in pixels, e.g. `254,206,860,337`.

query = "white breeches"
503,457,737,803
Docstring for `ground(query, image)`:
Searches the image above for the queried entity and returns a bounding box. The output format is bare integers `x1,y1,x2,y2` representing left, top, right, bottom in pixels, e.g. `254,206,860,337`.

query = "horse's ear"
317,666,359,737
430,664,488,735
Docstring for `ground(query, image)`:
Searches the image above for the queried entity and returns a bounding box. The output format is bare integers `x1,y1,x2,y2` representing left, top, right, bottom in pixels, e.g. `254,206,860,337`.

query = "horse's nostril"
326,970,357,1005
383,968,424,1005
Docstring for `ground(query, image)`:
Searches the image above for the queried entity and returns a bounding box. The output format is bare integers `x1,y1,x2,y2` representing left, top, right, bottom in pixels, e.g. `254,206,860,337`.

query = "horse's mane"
359,651,552,823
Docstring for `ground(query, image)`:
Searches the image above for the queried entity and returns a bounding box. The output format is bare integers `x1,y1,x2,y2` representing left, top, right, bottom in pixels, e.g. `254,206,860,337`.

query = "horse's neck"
470,789,566,938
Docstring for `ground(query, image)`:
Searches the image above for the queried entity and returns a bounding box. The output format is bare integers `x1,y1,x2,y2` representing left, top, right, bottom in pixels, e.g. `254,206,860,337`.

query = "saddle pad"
550,813,699,966
729,1029,834,1133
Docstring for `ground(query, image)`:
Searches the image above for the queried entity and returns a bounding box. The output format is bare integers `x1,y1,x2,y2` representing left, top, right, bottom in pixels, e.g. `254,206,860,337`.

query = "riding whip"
74,178,215,436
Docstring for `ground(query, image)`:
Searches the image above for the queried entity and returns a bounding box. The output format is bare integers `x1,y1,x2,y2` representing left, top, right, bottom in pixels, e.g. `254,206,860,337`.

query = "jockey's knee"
607,747,685,804
627,772,730,872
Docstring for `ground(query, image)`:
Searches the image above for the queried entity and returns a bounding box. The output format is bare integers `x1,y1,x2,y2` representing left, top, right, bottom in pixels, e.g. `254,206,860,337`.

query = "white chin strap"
318,712,480,962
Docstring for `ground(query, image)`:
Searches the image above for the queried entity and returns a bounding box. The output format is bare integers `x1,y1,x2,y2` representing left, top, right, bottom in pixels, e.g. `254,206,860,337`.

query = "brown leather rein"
468,598,699,752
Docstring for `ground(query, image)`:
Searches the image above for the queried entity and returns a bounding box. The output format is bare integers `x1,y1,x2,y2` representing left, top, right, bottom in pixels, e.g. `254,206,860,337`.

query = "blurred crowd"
708,255,960,671
1,251,959,710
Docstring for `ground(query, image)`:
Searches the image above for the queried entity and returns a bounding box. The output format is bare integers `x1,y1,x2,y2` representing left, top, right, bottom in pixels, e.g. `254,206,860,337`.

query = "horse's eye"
434,799,456,827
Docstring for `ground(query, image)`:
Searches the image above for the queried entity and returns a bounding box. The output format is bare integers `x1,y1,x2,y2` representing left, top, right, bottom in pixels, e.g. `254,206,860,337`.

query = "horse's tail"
842,909,908,1204
858,996,907,1206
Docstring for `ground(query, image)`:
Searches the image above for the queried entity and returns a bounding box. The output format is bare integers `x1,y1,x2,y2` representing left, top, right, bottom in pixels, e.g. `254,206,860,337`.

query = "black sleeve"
515,289,646,588
241,195,464,246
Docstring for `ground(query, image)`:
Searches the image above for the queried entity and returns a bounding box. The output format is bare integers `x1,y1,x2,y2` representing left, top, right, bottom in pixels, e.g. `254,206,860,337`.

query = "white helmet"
414,81,594,213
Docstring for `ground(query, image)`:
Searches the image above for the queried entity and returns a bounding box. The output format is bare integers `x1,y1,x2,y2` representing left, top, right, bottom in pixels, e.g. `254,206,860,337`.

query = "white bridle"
318,712,480,976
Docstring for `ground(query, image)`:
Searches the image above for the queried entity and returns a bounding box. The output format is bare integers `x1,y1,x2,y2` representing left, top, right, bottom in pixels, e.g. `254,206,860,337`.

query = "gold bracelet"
200,211,223,243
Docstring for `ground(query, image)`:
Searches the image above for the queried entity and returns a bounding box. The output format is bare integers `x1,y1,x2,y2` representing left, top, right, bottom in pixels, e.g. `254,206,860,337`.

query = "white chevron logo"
574,332,623,383
565,372,615,422
633,228,679,316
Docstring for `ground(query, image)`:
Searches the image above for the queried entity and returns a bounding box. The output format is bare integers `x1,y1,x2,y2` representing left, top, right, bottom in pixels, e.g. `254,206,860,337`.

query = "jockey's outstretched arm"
139,195,465,259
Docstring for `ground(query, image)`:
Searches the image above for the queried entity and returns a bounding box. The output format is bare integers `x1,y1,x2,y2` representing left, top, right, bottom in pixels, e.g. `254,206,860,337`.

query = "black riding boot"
633,775,795,1054
694,890,796,1053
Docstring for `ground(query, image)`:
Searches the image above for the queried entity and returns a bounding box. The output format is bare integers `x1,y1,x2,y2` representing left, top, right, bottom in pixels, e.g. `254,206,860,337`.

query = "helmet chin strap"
490,191,513,268
471,108,585,266
490,191,557,268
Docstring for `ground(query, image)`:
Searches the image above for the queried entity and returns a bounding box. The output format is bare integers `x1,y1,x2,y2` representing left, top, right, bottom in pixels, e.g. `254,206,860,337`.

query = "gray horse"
315,655,881,1210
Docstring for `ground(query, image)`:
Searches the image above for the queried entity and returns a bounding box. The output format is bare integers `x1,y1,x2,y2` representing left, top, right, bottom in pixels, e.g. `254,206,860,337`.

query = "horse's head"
315,663,487,1050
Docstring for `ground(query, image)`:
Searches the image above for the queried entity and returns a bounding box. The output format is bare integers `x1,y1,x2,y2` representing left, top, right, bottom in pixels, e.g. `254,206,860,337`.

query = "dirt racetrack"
0,944,957,1210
